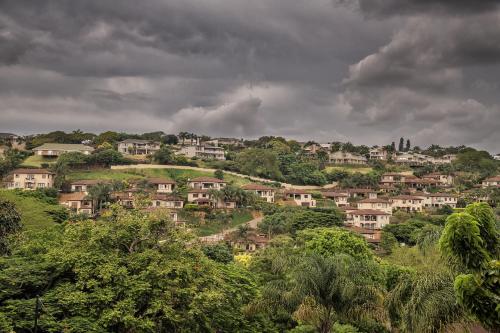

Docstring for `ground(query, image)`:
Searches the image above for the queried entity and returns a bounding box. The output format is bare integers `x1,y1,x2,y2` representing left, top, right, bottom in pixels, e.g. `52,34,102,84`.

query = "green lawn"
21,155,58,167
324,166,374,174
68,168,251,186
0,190,58,231
197,209,254,236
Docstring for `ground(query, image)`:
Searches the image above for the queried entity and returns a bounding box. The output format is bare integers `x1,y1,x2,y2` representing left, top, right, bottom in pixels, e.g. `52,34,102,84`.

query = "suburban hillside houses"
59,192,93,214
283,189,316,207
346,209,391,230
187,177,226,190
118,139,161,155
389,195,425,212
328,151,367,165
241,184,275,203
33,143,94,156
147,178,176,193
322,192,349,207
482,176,500,188
178,144,226,160
369,147,393,160
422,172,455,186
356,198,392,214
419,193,458,208
393,152,456,166
4,168,55,190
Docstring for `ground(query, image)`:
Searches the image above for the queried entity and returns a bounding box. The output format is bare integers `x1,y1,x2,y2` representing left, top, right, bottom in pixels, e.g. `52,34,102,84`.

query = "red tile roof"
349,209,390,215
241,183,275,191
11,168,54,175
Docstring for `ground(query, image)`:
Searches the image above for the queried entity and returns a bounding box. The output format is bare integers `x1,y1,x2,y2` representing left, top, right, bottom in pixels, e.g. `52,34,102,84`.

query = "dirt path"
111,164,323,189
199,216,263,243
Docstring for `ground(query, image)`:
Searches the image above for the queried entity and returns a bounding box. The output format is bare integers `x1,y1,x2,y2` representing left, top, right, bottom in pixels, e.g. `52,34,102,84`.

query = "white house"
118,139,160,155
419,193,457,209
328,151,367,165
178,144,225,160
59,192,93,214
187,177,227,190
389,195,425,212
33,143,94,156
147,178,176,193
322,192,349,207
346,209,391,229
241,183,275,203
4,168,55,190
283,189,316,207
357,198,392,214
482,176,500,188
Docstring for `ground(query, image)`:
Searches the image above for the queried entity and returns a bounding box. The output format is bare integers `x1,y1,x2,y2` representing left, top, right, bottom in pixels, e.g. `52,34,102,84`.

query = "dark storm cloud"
0,0,499,151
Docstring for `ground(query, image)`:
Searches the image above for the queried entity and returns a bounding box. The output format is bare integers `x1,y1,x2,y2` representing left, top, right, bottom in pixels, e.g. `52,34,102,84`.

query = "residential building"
150,194,184,209
328,151,367,165
393,153,429,166
178,144,225,160
389,195,425,212
419,193,458,209
187,177,227,190
33,143,94,156
369,147,392,160
431,154,457,164
59,192,93,214
422,173,455,186
357,198,392,214
226,233,269,252
147,178,176,193
346,209,391,229
482,176,500,188
346,226,382,244
494,154,500,161
205,138,244,147
187,189,236,209
344,188,378,199
118,139,160,155
241,184,275,203
322,192,349,207
70,179,110,194
283,189,316,207
4,168,54,190
112,189,140,208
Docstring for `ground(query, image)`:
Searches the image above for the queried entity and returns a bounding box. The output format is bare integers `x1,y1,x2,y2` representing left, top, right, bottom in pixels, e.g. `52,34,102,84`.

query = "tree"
398,137,404,152
236,148,283,181
439,203,500,329
88,183,112,212
214,169,224,180
202,243,233,263
405,139,411,152
0,199,21,254
0,206,267,332
153,146,174,164
380,231,398,254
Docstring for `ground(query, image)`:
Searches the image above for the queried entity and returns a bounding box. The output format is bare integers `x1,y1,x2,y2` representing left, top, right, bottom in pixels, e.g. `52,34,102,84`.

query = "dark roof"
189,177,226,183
119,139,159,144
322,192,349,198
484,176,500,182
358,198,390,204
11,168,54,175
390,195,424,200
241,183,275,191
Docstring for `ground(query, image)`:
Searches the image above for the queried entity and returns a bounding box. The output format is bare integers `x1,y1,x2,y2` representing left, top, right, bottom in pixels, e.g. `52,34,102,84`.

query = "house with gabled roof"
187,177,227,190
419,192,457,209
345,209,391,229
283,189,316,207
321,192,349,207
482,176,500,188
241,183,275,203
357,198,392,214
70,179,111,194
328,151,367,165
33,143,94,156
117,139,160,155
59,192,93,214
4,168,55,190
147,178,176,193
389,195,425,212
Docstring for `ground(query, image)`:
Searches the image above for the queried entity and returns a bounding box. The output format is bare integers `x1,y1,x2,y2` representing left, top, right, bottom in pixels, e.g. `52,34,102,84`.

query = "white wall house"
241,184,275,203
283,189,316,207
4,168,55,190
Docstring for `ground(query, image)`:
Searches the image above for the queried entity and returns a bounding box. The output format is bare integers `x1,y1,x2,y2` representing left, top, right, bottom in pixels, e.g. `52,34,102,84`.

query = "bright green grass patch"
197,209,254,236
21,155,58,167
0,190,57,231
324,166,374,174
68,168,251,186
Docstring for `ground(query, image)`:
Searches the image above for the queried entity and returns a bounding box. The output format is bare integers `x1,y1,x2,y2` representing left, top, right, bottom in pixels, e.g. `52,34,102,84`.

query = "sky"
0,0,499,151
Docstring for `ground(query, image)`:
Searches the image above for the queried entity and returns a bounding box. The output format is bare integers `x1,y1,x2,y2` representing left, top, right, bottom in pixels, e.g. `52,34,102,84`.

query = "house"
226,233,269,252
393,153,429,166
322,192,349,207
70,179,110,194
241,184,275,203
33,143,94,156
117,139,160,155
346,209,391,229
150,194,184,209
178,144,225,160
369,147,392,160
283,189,316,207
380,173,405,186
59,192,93,214
0,133,25,150
4,168,55,190
328,151,367,165
344,188,378,199
422,173,455,186
389,195,425,212
204,138,243,147
147,178,176,193
494,154,500,161
112,189,141,208
187,189,236,209
419,193,458,209
402,175,437,189
431,154,457,164
187,177,227,190
346,226,382,244
482,176,500,188
357,198,392,214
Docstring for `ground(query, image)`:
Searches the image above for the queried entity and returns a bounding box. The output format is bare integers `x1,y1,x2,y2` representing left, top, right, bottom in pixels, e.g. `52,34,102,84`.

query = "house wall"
7,173,54,190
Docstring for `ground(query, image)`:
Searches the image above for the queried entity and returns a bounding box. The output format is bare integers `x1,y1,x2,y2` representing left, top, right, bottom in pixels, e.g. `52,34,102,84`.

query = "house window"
156,201,160,207
37,183,45,188
193,194,199,198
15,174,19,178
304,195,309,199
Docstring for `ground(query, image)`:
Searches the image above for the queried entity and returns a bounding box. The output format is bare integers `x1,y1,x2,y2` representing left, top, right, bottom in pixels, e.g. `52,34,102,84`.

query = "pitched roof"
11,168,54,175
484,176,500,182
390,195,424,200
345,188,377,193
241,183,275,191
422,193,457,198
147,177,176,184
33,143,94,152
349,209,390,215
188,177,226,183
358,198,390,204
151,194,183,201
59,192,89,201
119,139,159,144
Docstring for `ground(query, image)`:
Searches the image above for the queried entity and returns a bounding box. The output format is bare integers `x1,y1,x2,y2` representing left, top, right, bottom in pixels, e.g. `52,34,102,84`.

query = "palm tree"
260,254,386,333
207,189,223,209
88,183,112,213
178,132,188,146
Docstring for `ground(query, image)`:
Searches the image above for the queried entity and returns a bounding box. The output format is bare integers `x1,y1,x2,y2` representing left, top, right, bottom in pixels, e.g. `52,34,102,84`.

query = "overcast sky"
1,0,499,151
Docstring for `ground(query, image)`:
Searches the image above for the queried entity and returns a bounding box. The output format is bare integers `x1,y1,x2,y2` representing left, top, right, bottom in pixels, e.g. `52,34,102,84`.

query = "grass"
0,190,58,231
21,155,58,167
324,165,374,174
197,209,254,236
68,168,251,186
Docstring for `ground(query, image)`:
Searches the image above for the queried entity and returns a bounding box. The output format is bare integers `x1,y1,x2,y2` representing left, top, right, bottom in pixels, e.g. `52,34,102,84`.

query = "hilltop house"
33,143,94,156
70,179,110,194
369,147,392,161
118,139,160,155
4,168,55,190
187,189,236,209
322,192,349,207
344,188,378,199
59,193,93,214
328,151,367,165
178,144,225,160
187,177,227,190
346,209,391,229
147,178,176,193
482,176,500,188
356,198,392,214
389,195,425,212
150,194,184,209
422,173,455,186
241,184,275,203
283,189,316,207
419,193,457,209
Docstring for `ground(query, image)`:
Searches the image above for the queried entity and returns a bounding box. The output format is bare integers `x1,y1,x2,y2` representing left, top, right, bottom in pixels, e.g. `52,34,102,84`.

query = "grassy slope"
68,168,251,186
21,155,58,167
324,166,374,174
197,209,254,236
0,190,57,231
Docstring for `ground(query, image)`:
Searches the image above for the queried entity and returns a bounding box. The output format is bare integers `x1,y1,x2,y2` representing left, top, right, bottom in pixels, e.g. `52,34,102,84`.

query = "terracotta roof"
345,188,377,193
422,193,457,198
241,183,275,191
151,194,183,201
358,198,390,204
193,198,212,203
59,192,89,201
188,177,226,183
484,176,500,182
147,177,176,184
349,209,390,215
11,168,54,175
390,195,424,200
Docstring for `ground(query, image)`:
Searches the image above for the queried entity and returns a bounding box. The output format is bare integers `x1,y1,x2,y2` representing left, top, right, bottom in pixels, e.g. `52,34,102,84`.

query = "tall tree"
0,199,21,254
391,142,396,152
406,139,411,152
399,137,404,152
